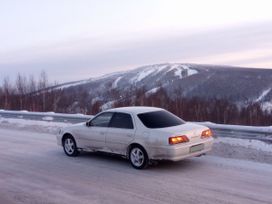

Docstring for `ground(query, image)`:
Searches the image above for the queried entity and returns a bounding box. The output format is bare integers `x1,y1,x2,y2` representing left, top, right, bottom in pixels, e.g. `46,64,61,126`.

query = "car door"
79,112,113,150
106,112,136,155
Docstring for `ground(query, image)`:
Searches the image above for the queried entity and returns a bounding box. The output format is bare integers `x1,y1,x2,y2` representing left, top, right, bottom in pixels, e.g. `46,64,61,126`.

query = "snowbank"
0,117,69,134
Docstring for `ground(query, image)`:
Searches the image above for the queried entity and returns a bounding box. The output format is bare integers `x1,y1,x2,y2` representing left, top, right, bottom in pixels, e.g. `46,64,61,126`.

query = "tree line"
114,87,272,126
0,72,271,126
0,71,61,112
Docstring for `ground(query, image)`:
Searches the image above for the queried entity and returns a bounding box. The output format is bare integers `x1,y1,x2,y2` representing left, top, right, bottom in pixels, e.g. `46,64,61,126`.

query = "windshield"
137,110,185,129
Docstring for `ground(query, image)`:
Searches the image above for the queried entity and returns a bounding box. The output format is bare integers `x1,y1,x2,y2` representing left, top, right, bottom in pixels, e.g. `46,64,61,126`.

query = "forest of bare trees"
0,71,62,112
114,87,272,126
0,72,271,126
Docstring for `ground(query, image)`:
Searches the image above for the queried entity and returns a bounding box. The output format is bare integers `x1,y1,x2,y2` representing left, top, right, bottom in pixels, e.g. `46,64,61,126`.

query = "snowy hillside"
50,63,272,111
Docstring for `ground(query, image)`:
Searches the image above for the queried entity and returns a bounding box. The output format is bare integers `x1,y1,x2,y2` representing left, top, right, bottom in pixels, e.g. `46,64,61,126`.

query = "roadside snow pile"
211,137,272,164
216,137,272,153
0,117,69,134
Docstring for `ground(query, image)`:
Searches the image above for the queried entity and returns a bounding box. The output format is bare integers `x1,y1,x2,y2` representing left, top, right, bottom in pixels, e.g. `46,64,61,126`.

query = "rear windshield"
137,110,185,129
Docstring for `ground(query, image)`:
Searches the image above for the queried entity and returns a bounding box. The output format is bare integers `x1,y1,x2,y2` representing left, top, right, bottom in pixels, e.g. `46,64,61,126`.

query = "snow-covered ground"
0,118,272,203
0,117,271,164
0,128,271,204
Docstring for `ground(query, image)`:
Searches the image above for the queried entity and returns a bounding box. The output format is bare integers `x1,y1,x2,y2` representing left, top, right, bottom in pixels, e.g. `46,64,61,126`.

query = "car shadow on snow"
150,159,204,171
77,151,130,167
70,151,205,172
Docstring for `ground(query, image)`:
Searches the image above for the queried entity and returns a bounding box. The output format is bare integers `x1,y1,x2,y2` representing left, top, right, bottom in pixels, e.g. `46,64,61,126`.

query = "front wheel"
63,135,79,157
129,146,149,169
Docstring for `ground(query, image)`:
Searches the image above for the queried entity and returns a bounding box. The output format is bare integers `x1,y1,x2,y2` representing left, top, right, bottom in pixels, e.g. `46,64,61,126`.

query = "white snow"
1,110,87,117
56,80,89,89
130,68,156,83
183,64,198,75
0,117,69,134
91,97,102,105
0,116,272,165
261,101,272,112
215,137,272,153
0,117,68,127
101,101,115,110
255,88,271,102
112,76,122,88
1,116,271,155
46,112,55,114
129,64,171,84
154,64,168,73
167,64,198,79
90,71,125,82
145,87,160,96
1,126,272,204
42,116,54,121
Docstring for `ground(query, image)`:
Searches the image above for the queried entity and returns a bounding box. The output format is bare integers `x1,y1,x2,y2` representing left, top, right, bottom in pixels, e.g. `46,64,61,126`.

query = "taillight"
201,129,212,139
169,135,189,145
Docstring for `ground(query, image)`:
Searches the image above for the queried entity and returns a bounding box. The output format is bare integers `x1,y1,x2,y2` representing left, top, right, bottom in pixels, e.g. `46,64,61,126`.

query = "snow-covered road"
0,127,271,204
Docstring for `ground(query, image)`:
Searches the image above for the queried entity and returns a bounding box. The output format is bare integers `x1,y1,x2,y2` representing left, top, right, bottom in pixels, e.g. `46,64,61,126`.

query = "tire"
62,135,79,157
129,145,149,169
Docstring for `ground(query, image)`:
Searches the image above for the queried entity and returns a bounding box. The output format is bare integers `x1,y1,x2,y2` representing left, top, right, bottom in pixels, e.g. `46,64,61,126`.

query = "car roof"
105,106,164,114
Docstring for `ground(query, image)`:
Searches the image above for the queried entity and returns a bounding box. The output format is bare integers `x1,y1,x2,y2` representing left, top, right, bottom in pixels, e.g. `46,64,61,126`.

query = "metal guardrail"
211,129,272,143
198,122,272,143
1,110,272,143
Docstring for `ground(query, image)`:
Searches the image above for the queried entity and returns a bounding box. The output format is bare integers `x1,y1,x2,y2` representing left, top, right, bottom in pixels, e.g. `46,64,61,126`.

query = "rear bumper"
148,138,214,161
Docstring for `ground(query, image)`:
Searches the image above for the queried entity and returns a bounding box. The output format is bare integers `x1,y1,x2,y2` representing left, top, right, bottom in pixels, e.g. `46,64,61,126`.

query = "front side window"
90,112,113,127
138,110,185,129
109,112,134,129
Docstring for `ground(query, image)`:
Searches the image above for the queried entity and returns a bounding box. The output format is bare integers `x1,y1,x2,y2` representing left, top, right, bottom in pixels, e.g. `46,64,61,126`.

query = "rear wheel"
63,135,79,157
129,146,149,169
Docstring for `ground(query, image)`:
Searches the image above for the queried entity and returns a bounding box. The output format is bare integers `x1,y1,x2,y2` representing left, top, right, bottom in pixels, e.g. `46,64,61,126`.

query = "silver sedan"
57,106,214,169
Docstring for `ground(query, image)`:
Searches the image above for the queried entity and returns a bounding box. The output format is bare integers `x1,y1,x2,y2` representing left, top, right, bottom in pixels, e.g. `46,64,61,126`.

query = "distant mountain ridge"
52,63,272,112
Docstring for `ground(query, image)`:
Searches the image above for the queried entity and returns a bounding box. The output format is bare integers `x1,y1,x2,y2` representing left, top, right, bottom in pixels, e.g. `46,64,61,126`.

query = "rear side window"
109,113,134,129
90,112,113,127
138,110,185,129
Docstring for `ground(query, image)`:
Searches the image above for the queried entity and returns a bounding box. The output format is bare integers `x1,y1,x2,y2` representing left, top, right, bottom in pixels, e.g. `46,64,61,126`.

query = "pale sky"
1,0,272,83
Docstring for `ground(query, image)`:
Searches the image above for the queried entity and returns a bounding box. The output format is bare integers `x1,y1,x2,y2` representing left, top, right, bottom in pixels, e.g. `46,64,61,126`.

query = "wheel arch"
61,133,74,145
127,142,149,159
